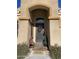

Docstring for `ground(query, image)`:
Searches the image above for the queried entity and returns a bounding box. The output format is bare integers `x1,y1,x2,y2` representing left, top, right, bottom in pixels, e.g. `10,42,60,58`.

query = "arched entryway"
29,5,50,49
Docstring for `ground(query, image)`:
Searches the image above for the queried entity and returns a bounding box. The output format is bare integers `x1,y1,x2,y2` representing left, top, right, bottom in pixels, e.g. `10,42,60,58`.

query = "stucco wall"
20,0,58,19
17,20,29,45
50,20,61,46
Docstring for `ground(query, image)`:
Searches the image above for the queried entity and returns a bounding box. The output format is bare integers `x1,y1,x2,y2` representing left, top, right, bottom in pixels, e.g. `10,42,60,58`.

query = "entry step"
32,47,48,51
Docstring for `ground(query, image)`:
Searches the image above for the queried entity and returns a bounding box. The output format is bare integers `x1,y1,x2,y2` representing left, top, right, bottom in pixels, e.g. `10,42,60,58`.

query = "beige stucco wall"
21,0,30,19
28,0,50,8
20,0,58,19
17,20,29,45
50,20,61,46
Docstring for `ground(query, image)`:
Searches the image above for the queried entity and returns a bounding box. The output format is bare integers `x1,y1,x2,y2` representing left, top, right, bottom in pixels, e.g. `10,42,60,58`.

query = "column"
33,26,36,43
49,20,61,46
17,20,29,45
49,20,54,46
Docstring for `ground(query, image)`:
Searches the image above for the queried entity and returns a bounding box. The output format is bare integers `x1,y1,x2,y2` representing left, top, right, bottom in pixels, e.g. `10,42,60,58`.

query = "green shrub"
17,57,24,59
17,44,30,56
49,45,61,59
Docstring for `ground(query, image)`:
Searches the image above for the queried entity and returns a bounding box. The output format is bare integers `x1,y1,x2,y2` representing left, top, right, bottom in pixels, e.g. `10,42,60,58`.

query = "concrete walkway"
24,49,51,59
24,54,51,59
